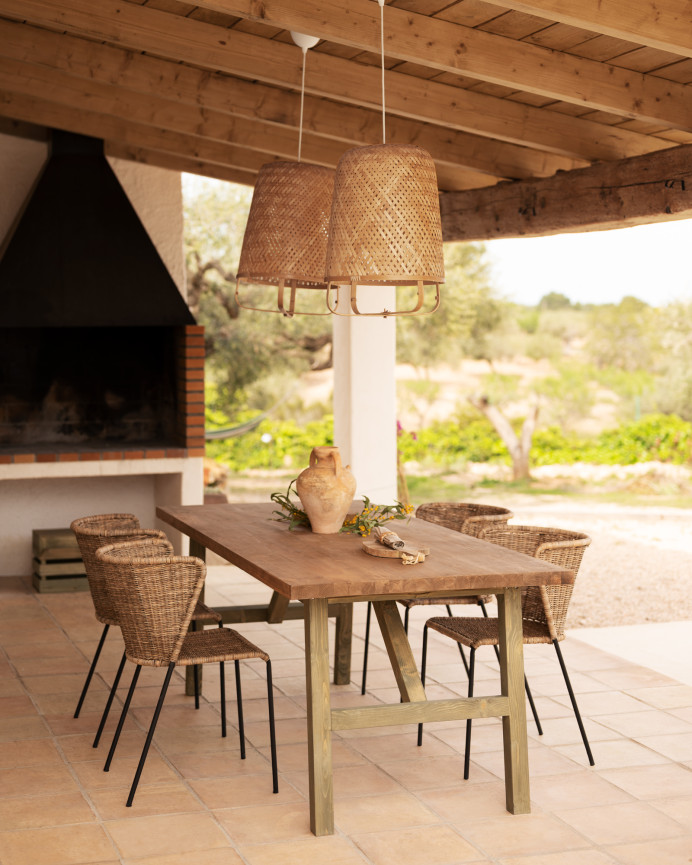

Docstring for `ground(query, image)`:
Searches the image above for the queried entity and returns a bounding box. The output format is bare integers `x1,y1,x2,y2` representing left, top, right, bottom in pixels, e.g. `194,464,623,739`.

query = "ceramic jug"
296,446,357,534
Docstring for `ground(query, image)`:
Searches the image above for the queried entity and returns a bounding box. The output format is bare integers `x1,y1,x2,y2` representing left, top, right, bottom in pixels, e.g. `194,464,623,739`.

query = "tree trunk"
470,398,539,481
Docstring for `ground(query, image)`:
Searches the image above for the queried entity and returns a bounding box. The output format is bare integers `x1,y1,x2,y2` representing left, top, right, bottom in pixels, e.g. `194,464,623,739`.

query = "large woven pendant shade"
235,161,335,317
324,143,445,317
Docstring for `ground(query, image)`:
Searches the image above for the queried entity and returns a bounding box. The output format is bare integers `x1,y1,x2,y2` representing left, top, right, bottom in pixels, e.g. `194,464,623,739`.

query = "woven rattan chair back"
415,502,513,537
96,541,205,666
477,525,591,641
71,514,170,626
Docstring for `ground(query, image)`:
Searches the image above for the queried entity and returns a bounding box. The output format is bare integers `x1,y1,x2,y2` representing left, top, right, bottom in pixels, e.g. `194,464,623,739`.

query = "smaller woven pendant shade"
236,161,335,317
325,143,444,316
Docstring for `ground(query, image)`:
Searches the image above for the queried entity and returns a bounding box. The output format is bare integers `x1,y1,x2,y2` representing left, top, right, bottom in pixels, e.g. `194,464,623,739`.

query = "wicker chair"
360,502,513,695
418,525,594,778
71,513,222,746
96,539,278,806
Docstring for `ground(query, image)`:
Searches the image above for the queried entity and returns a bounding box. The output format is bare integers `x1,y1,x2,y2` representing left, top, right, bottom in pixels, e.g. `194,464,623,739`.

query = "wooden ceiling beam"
105,142,258,187
196,0,692,130
0,0,671,162
482,0,692,58
0,20,574,180
0,71,494,192
440,142,692,240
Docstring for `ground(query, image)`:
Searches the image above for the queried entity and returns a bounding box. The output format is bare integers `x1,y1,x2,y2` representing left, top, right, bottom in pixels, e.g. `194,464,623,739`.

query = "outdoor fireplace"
0,130,204,464
0,128,204,575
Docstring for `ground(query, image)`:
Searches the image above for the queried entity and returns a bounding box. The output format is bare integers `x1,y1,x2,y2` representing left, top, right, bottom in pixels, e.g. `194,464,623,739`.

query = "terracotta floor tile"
624,684,692,710
605,837,692,865
594,710,692,738
600,763,692,799
346,732,456,762
418,781,517,823
32,689,110,718
0,824,116,865
152,726,257,756
121,850,246,865
498,850,620,865
71,752,179,791
0,738,61,768
527,716,617,747
107,812,230,859
21,673,100,696
0,695,38,719
0,715,50,741
650,795,692,831
131,702,222,730
556,800,687,845
89,782,206,820
0,621,68,646
288,762,404,800
351,824,482,865
58,730,147,762
529,770,632,811
0,792,96,830
0,763,80,798
378,755,496,791
556,737,668,769
333,792,441,835
471,742,585,779
0,677,25,697
189,773,301,809
634,732,692,761
458,813,589,859
214,802,313,843
169,748,270,779
239,835,369,865
258,739,366,773
556,691,650,717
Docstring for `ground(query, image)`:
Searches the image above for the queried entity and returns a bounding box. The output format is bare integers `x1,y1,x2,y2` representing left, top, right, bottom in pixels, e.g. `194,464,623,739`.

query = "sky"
485,219,692,308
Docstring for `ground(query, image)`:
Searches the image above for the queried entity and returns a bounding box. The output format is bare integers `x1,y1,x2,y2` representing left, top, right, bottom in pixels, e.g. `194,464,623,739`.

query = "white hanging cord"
378,0,386,144
298,46,307,162
290,32,320,162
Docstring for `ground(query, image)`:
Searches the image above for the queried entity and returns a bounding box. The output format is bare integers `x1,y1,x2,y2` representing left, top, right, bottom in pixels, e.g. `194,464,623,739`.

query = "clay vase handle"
330,449,343,475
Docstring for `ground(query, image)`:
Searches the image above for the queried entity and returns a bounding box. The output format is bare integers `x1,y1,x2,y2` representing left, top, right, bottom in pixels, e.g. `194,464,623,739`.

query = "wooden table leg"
333,602,353,685
304,598,334,836
186,539,207,697
373,601,427,702
497,587,531,814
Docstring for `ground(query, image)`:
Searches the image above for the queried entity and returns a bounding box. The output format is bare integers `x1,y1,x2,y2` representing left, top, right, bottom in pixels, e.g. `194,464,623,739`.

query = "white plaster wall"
0,476,156,577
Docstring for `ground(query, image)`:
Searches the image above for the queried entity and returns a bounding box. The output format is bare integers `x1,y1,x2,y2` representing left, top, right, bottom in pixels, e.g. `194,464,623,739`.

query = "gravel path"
486,497,692,629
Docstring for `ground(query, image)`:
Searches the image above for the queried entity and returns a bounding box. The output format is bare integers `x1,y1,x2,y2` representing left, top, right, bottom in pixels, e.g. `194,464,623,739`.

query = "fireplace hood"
0,130,194,327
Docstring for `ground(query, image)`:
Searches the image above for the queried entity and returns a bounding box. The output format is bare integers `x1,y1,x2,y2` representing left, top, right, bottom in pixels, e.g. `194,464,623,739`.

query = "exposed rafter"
440,142,692,239
481,0,692,58
195,0,692,129
1,0,674,163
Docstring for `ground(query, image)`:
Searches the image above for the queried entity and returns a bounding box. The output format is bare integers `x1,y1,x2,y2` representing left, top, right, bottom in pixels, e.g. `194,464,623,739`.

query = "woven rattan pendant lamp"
324,0,444,317
235,33,334,317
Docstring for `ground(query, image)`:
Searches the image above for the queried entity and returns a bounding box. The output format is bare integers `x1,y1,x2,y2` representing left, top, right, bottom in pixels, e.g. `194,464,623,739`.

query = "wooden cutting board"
362,539,430,559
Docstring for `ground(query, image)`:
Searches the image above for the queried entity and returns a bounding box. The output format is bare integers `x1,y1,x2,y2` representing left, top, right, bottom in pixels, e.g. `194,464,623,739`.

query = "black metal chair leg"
492,642,543,734
479,599,489,617
463,648,475,780
220,661,226,738
193,664,200,710
266,660,279,793
93,650,126,748
417,624,429,747
104,664,141,772
554,639,595,766
445,604,470,676
126,662,175,807
403,605,410,633
361,601,372,695
234,659,245,758
74,623,109,718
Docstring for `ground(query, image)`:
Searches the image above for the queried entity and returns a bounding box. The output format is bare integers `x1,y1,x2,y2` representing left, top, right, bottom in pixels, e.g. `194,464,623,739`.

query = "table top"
157,503,572,601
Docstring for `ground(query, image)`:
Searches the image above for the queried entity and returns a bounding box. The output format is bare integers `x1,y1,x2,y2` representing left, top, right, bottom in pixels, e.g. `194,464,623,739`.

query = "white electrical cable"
298,47,307,162
379,0,386,144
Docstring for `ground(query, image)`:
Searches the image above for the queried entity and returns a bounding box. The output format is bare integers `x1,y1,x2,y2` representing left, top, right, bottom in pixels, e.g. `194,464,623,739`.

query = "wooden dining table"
157,502,572,836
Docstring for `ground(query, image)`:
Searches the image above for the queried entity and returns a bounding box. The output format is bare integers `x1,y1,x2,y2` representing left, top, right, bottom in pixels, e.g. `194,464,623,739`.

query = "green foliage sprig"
270,481,413,535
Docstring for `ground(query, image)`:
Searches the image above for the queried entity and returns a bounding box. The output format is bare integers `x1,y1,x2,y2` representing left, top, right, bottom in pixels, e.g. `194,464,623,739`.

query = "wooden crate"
32,528,88,593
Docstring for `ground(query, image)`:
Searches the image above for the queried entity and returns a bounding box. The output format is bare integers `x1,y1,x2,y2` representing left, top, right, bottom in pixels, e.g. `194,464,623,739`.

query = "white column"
332,286,397,503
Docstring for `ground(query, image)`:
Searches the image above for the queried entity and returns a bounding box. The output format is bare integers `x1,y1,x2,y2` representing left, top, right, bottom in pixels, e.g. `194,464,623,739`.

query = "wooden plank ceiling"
1,0,691,239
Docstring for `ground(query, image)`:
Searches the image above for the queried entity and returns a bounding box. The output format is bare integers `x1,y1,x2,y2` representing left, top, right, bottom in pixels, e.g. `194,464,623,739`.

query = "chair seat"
427,615,555,649
176,627,270,665
399,595,492,608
